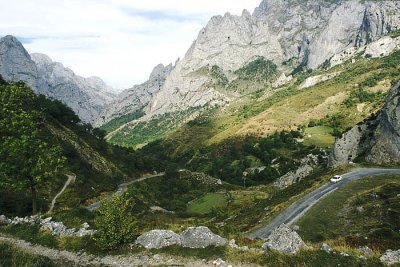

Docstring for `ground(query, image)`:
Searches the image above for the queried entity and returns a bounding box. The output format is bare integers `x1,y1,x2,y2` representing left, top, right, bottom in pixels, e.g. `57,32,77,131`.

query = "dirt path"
0,234,243,267
87,172,165,211
48,174,76,213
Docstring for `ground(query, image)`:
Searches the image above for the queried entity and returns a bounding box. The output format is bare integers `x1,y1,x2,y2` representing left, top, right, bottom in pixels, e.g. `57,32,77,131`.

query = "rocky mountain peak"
0,36,115,124
0,35,39,90
149,63,173,82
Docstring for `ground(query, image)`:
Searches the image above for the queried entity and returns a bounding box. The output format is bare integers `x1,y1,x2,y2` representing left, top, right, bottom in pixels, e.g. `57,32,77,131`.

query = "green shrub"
94,194,138,250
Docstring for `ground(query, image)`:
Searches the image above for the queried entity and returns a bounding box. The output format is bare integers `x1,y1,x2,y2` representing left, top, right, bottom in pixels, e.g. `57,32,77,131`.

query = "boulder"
180,226,227,248
321,243,333,254
135,230,181,249
380,249,400,265
0,215,10,225
261,224,307,255
360,245,373,258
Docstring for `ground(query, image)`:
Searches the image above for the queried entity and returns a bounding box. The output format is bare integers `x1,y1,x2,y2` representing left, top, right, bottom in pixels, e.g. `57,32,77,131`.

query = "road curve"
247,168,400,239
86,172,165,211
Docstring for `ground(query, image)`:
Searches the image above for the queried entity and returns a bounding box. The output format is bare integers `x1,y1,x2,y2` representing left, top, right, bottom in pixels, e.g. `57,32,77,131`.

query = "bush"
94,194,138,250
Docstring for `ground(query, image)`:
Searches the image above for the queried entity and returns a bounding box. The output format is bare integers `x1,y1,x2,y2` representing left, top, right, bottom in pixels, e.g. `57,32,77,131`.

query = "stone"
321,243,333,254
228,239,239,249
0,215,10,225
213,258,225,266
180,226,227,248
360,246,374,258
135,230,181,249
261,224,307,255
381,249,400,265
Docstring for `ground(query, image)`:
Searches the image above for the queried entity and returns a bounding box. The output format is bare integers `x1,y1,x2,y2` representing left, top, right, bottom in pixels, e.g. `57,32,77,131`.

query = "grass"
304,126,336,148
0,242,58,267
186,192,228,215
297,174,400,251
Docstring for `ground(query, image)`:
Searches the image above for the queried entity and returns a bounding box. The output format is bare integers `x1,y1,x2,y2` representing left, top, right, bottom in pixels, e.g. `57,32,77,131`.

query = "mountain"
95,63,173,126
0,35,115,124
329,81,400,167
146,0,400,116
101,0,400,147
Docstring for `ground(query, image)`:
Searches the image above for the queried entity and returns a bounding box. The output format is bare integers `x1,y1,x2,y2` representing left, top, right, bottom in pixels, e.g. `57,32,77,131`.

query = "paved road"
86,172,165,211
248,168,400,239
48,174,76,213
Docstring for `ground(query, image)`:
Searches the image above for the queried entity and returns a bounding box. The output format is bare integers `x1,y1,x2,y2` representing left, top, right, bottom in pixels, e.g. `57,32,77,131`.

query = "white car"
330,175,343,183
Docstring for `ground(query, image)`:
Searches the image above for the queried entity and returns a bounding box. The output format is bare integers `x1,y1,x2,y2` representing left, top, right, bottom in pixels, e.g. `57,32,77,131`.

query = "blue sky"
0,0,261,91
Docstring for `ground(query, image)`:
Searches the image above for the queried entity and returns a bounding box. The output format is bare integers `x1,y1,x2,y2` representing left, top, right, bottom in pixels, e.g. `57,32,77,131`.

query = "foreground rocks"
261,224,307,255
0,215,95,237
135,226,227,249
181,226,227,249
381,249,400,265
135,230,181,249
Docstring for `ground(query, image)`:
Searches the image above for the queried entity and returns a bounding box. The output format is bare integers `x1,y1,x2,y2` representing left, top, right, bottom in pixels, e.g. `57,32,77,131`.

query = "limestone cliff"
329,82,400,167
146,0,400,116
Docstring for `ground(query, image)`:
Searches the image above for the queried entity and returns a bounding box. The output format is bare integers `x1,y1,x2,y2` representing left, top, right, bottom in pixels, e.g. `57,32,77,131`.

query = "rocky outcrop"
135,230,181,249
274,153,326,189
261,224,307,255
135,226,227,250
0,215,95,237
96,63,173,126
329,82,400,167
180,226,227,249
300,72,340,89
380,249,400,265
0,36,115,124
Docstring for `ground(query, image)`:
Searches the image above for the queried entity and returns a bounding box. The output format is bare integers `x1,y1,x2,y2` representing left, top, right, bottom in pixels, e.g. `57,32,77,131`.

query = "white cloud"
0,0,261,90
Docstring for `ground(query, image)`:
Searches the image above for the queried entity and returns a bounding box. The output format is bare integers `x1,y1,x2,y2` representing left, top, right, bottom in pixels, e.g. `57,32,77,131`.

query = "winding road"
86,172,165,211
48,174,76,213
248,168,400,239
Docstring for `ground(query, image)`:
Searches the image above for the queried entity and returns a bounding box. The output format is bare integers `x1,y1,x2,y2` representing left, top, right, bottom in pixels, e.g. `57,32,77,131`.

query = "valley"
1,0,400,266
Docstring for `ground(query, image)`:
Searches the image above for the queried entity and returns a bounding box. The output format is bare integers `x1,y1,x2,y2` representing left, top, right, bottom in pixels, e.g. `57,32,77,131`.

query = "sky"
0,0,261,91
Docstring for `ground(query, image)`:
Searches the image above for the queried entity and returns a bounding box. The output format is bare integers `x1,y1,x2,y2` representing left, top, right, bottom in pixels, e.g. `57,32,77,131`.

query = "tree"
94,194,138,250
0,83,65,214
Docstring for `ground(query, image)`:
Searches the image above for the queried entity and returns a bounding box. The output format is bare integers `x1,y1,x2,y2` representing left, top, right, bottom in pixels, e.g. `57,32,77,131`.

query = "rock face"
274,153,326,189
0,35,115,124
96,63,173,126
180,226,227,249
261,224,307,255
135,230,181,249
329,82,400,167
380,249,400,265
145,0,400,117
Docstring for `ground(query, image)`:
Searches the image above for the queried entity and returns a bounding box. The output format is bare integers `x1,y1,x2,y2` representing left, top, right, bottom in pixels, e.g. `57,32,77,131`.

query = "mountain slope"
0,35,115,124
147,0,400,115
0,80,147,216
96,63,172,127
100,0,400,147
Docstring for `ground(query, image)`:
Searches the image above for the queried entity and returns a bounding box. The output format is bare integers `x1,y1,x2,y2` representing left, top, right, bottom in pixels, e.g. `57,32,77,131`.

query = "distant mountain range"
1,0,400,128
